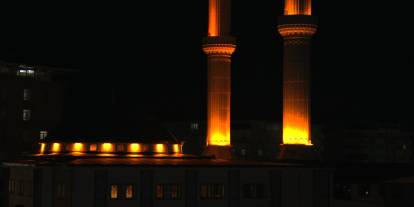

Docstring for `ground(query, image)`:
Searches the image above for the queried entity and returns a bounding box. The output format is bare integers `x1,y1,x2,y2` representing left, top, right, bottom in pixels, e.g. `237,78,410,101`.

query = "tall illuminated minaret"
278,0,317,157
202,0,236,159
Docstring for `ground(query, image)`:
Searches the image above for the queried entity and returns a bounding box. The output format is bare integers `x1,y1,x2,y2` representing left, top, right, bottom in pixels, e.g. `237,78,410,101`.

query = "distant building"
325,124,412,164
332,164,414,207
0,61,73,160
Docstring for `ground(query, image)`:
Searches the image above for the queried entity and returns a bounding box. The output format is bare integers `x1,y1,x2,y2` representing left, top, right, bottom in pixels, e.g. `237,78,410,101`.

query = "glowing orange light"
206,56,231,147
172,144,181,154
282,77,312,146
101,143,114,153
155,144,166,153
39,143,46,154
72,143,84,152
89,144,97,151
284,0,312,15
128,143,141,153
208,0,219,36
51,143,61,153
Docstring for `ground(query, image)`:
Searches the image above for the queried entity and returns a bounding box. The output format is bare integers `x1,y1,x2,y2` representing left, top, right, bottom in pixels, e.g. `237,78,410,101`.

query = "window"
23,109,31,121
200,184,224,199
57,184,66,199
358,184,370,198
40,131,48,140
110,185,118,199
156,184,182,200
9,180,15,193
23,89,31,101
190,123,199,130
241,149,247,156
17,69,27,76
243,184,266,199
27,70,35,76
117,144,125,152
125,185,134,199
18,181,24,195
89,144,97,152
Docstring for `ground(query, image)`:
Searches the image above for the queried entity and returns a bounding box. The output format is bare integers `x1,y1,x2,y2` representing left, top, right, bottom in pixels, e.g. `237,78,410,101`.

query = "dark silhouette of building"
0,61,73,160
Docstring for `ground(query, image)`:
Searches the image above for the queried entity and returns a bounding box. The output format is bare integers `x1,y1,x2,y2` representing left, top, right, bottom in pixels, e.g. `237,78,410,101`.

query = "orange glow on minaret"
279,0,317,146
204,0,235,151
284,0,312,15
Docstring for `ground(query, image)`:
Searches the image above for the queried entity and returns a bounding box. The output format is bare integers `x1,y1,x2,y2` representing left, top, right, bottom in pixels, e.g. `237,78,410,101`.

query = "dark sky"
0,1,413,126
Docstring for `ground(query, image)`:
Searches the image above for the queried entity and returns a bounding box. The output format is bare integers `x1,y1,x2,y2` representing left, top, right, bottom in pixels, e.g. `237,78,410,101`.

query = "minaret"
202,0,236,159
278,0,317,160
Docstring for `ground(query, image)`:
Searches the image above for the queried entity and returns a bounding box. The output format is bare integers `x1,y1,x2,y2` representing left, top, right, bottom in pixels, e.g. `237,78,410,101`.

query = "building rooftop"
4,156,309,168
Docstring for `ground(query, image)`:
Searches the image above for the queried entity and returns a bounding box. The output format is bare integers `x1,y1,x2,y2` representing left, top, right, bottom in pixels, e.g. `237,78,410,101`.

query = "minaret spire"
203,0,236,159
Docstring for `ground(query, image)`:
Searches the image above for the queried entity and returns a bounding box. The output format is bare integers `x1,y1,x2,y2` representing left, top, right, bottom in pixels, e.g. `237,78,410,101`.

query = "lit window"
57,184,66,199
125,185,134,199
110,185,118,199
52,143,61,152
242,184,266,199
128,143,141,153
23,89,31,101
89,144,97,151
200,184,224,200
156,184,163,199
40,131,48,140
241,149,247,156
17,69,27,76
72,143,84,152
27,70,35,76
156,184,181,200
23,109,31,121
191,123,199,130
101,143,114,153
39,143,46,154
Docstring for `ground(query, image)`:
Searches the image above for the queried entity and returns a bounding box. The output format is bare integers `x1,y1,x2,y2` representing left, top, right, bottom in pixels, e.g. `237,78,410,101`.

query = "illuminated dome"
37,119,183,157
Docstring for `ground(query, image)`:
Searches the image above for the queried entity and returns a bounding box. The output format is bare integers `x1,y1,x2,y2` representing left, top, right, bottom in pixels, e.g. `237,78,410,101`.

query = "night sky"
0,1,413,127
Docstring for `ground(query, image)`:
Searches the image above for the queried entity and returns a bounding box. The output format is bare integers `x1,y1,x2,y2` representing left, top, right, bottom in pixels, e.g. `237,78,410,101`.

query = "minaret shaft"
208,0,231,37
278,0,316,146
284,0,312,15
204,0,235,154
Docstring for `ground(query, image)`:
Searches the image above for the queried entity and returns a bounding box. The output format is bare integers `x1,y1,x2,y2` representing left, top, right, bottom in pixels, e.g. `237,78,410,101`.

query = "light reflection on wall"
72,143,84,152
155,144,166,153
52,143,61,153
101,143,114,153
172,144,181,154
128,143,141,153
284,0,312,15
40,143,46,154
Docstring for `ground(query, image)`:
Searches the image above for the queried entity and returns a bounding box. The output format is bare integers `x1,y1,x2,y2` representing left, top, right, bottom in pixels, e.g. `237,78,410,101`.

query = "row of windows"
8,180,33,196
17,69,35,77
109,183,266,200
111,185,134,200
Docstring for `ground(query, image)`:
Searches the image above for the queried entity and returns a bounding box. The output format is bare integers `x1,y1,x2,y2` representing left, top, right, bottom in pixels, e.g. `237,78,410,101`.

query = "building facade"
0,61,70,160
4,158,332,207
